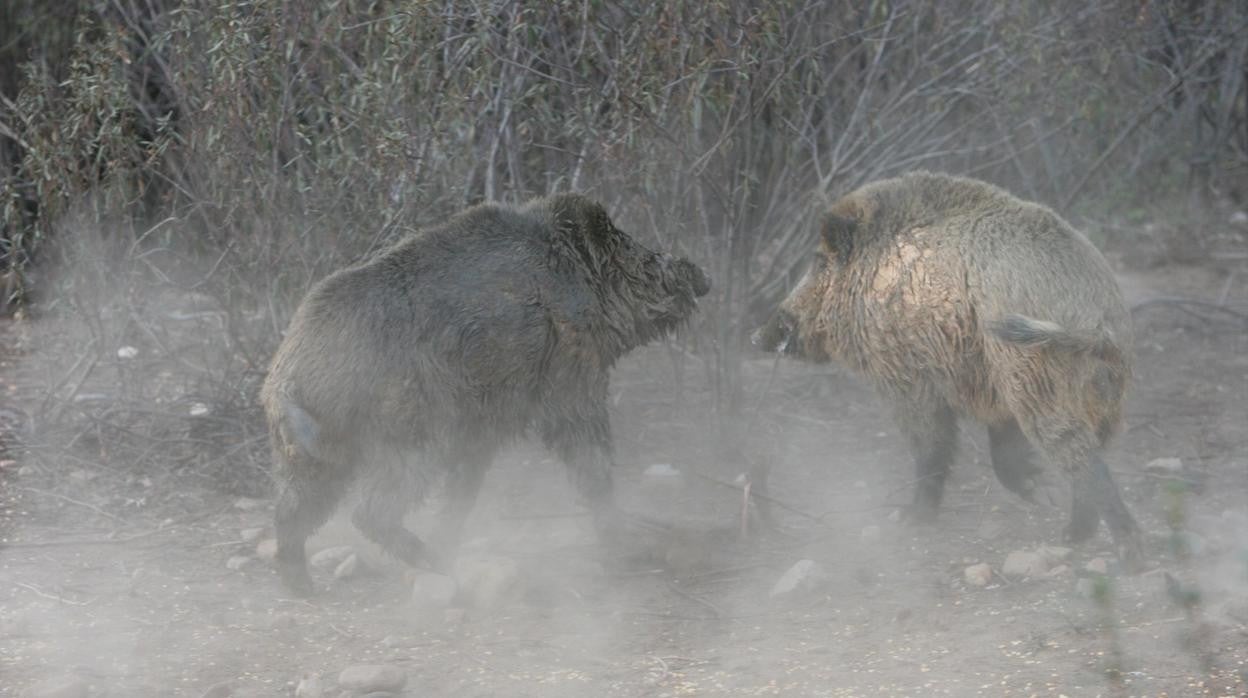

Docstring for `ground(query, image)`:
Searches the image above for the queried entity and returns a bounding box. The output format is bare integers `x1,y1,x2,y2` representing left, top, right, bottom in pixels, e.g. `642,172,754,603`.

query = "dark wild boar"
754,172,1143,568
262,194,710,594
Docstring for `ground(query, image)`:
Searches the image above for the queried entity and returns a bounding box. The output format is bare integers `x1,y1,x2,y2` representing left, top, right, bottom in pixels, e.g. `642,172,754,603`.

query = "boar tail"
989,314,1122,361
281,397,324,460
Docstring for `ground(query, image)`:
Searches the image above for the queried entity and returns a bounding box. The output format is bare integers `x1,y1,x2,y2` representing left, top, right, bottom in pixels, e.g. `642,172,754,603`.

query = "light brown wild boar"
753,171,1143,568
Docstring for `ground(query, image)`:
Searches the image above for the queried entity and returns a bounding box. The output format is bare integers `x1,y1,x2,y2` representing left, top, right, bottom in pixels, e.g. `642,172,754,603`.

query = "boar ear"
820,212,857,264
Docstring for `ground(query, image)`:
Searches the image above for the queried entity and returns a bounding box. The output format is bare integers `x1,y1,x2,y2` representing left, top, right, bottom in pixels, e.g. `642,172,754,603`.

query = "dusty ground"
1,260,1246,697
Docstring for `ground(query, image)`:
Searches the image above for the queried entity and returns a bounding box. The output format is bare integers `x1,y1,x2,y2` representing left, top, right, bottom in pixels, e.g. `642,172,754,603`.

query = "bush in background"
0,0,1244,492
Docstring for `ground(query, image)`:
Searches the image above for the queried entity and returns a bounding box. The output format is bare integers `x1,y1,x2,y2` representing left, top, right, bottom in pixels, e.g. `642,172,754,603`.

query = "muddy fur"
261,194,709,594
754,171,1142,567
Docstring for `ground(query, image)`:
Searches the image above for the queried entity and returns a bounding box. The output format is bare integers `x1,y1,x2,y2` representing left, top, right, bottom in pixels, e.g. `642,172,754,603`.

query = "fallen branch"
685,469,821,522
18,487,129,525
665,579,725,619
1130,297,1248,326
14,582,91,606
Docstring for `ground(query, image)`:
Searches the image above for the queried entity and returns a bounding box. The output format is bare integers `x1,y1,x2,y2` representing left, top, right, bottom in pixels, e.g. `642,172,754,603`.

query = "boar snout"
664,255,711,297
752,309,798,354
685,262,711,297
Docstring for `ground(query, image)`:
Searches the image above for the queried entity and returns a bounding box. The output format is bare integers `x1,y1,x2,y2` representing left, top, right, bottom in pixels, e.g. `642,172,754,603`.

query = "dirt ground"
1,259,1246,697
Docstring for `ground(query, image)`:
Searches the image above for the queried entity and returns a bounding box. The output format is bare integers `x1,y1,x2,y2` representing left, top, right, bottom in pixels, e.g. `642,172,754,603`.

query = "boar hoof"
1062,511,1099,545
1115,538,1146,575
279,564,317,597
901,502,939,526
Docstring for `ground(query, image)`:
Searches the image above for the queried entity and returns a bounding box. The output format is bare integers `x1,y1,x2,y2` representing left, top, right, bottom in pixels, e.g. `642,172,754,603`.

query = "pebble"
1038,545,1071,564
455,554,519,610
333,553,360,580
1085,557,1109,575
1002,550,1048,578
1075,577,1097,598
199,681,235,698
1144,457,1184,475
769,559,827,598
255,539,278,561
293,674,323,698
233,497,267,511
1170,530,1208,557
337,665,406,693
1045,564,1072,578
456,554,519,609
443,607,467,626
411,571,458,609
963,562,993,587
240,527,265,544
309,546,355,570
22,676,90,698
226,555,251,571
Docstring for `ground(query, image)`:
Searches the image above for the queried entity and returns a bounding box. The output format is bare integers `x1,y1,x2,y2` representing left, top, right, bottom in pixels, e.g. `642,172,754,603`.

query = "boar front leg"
894,396,958,523
540,406,625,547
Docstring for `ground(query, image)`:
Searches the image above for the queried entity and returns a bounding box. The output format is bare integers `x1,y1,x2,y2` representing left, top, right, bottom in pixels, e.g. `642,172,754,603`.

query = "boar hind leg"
274,454,351,596
1024,418,1144,570
988,419,1046,502
430,445,497,558
1070,451,1143,569
353,461,439,572
895,398,958,523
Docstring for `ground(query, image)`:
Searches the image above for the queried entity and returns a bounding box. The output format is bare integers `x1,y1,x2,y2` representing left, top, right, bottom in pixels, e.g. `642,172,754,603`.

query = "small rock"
255,539,278,561
266,613,297,630
117,345,139,359
1038,545,1072,564
642,463,681,480
1170,530,1208,557
964,563,993,587
337,665,406,693
189,402,211,417
1002,550,1049,578
309,546,355,570
1075,577,1097,598
234,497,266,511
1085,557,1109,575
226,555,251,571
769,559,827,598
443,608,467,626
294,674,323,698
199,681,235,698
976,518,1007,541
860,525,881,542
1046,564,1072,579
411,571,457,609
455,554,520,610
22,676,90,698
379,635,408,649
1145,457,1184,475
333,554,360,580
240,527,265,544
